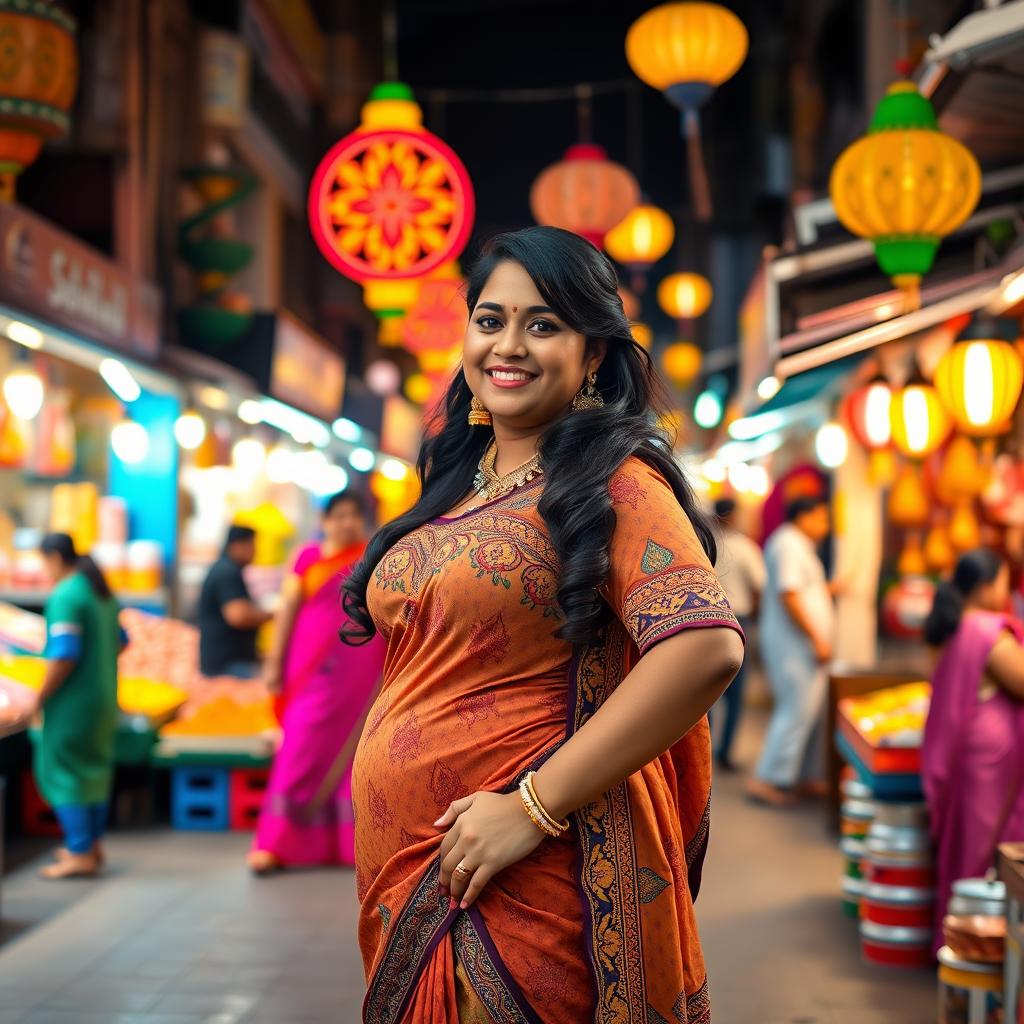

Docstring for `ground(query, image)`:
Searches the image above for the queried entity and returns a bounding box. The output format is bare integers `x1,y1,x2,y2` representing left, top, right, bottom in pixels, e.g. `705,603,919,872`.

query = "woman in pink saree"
923,549,1024,941
248,491,385,873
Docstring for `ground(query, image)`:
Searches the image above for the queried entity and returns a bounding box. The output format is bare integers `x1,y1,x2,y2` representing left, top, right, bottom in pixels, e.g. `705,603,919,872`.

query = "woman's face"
978,563,1012,613
41,552,64,585
323,500,364,549
462,261,604,433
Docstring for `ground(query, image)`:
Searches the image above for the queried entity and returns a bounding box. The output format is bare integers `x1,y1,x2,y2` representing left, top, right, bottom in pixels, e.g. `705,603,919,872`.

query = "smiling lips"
486,366,538,389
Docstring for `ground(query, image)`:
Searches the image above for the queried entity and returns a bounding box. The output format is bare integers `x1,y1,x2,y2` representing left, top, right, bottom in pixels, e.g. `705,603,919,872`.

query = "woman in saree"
923,548,1024,942
342,227,744,1023
248,490,385,874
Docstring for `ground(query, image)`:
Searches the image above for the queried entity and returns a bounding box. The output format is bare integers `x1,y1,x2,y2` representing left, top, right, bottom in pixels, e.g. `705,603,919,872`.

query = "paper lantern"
657,273,713,320
605,204,675,268
0,2,78,202
888,465,930,529
530,144,640,248
949,501,981,552
830,82,980,304
844,378,892,450
890,379,952,459
662,342,702,387
625,2,748,109
937,435,985,504
631,323,652,350
897,533,928,578
924,523,956,574
308,82,475,283
933,314,1023,437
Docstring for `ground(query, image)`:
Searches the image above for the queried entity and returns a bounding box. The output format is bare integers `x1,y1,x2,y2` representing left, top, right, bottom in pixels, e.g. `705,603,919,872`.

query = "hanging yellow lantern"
890,378,953,459
897,533,928,578
662,342,702,387
626,3,748,107
830,82,980,307
924,522,956,574
933,314,1024,438
605,204,675,269
888,464,930,528
949,500,981,552
657,273,713,320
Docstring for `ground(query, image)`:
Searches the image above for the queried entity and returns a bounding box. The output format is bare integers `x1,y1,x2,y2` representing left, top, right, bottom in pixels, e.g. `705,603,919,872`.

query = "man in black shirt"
198,525,272,678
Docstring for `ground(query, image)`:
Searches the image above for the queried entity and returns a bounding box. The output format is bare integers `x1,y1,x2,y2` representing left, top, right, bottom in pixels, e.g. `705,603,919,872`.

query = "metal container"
860,920,933,968
842,874,865,920
937,945,1003,1024
841,798,876,837
842,777,873,802
872,802,929,831
861,882,934,929
950,879,1006,919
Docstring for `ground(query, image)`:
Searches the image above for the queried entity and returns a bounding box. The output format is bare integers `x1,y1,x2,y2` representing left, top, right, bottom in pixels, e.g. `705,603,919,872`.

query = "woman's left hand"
435,791,546,908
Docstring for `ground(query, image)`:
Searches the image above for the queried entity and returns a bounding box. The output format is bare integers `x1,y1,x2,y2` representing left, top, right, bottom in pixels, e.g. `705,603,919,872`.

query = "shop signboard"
0,204,162,360
270,311,345,421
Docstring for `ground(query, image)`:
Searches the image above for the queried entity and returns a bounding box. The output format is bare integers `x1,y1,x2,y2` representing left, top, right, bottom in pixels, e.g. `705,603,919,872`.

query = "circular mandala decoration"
308,128,475,283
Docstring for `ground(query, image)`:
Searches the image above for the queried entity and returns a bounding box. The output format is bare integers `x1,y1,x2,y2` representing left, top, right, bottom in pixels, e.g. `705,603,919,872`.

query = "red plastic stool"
21,773,62,837
229,768,269,830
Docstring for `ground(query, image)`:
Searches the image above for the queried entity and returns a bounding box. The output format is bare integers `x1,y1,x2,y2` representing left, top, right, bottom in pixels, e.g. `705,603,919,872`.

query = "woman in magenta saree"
249,491,385,872
923,549,1024,941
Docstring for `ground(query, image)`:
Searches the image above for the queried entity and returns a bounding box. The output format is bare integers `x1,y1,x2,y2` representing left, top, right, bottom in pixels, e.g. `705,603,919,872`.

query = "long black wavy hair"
41,532,113,601
924,548,1005,647
341,226,715,649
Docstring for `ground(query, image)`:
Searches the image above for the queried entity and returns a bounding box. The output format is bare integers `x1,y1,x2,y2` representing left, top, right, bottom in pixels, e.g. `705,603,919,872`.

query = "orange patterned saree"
352,457,741,1023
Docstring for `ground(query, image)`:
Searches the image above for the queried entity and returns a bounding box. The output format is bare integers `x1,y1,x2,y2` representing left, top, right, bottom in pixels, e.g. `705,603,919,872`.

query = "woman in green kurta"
32,533,122,878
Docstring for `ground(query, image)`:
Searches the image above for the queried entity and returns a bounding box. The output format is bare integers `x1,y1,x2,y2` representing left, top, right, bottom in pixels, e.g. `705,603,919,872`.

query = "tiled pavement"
0,709,936,1023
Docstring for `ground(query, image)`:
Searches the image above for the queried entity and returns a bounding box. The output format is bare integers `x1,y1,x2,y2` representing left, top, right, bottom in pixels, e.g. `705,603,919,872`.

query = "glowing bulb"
748,465,770,496
232,438,267,475
757,375,782,401
694,390,724,429
294,449,329,491
2,367,45,419
863,382,892,447
313,464,350,497
110,421,150,464
99,358,141,403
237,399,262,425
266,444,297,484
1002,271,1024,307
701,458,726,483
349,447,376,472
815,422,849,469
964,342,995,428
5,320,43,349
380,457,409,481
366,360,402,397
903,388,930,455
173,411,207,450
332,417,362,442
728,462,752,492
199,386,230,410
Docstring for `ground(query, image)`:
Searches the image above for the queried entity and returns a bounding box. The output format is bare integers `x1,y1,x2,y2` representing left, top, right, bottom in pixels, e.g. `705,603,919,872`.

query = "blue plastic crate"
171,766,229,831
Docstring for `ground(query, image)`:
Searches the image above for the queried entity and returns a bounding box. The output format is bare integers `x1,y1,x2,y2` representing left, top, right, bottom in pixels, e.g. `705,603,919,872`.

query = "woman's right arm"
985,631,1024,700
262,574,303,692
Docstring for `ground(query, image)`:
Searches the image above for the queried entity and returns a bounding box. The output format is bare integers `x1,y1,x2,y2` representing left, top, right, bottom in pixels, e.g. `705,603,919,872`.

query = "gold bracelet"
522,772,569,834
518,778,563,837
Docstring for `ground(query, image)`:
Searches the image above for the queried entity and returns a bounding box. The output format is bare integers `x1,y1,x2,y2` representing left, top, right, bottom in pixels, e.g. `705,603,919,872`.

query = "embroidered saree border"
363,746,562,1023
453,907,545,1024
622,565,739,655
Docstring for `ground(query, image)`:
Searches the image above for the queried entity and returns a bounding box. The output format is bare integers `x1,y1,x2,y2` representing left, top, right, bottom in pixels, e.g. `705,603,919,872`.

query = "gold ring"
454,862,471,877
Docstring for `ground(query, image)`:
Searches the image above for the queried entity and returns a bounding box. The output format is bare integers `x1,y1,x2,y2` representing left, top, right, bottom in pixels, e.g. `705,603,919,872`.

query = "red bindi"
512,305,518,313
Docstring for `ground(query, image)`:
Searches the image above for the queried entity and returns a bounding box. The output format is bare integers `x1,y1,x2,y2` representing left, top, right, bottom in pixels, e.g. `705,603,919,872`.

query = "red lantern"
530,144,640,248
844,378,892,450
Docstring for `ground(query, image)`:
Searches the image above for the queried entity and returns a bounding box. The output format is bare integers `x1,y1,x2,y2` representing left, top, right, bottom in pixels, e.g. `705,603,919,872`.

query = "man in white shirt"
747,495,836,806
712,498,766,770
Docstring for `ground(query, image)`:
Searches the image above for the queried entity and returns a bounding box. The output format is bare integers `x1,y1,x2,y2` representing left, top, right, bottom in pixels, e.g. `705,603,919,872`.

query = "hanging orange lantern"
657,273,713,320
933,314,1023,438
888,464,930,528
662,342,703,387
605,203,675,278
897,533,928,578
530,144,640,248
631,323,653,350
0,3,78,202
949,501,981,552
924,522,956,574
890,377,953,459
937,434,985,505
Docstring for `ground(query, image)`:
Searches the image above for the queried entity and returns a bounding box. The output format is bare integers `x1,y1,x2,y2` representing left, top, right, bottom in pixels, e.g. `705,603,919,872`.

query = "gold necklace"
472,439,543,503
